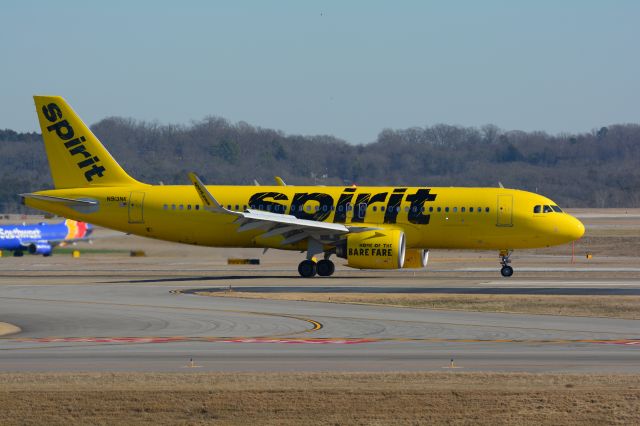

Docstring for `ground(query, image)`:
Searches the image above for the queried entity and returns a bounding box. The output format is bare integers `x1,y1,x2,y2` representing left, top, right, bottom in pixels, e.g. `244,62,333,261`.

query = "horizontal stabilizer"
20,193,98,206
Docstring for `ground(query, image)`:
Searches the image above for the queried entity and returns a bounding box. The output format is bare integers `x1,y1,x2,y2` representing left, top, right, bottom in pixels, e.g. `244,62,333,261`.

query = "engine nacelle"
28,242,53,256
337,229,406,269
403,249,429,269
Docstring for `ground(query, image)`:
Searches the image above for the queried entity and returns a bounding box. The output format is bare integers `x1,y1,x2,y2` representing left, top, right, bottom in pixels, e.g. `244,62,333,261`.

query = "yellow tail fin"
33,95,142,189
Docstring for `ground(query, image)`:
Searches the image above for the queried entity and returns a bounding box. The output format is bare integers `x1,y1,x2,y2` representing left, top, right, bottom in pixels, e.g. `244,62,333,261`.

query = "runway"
1,271,639,373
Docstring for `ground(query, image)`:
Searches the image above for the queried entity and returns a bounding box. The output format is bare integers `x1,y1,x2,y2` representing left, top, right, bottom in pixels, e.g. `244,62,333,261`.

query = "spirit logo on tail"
0,219,92,257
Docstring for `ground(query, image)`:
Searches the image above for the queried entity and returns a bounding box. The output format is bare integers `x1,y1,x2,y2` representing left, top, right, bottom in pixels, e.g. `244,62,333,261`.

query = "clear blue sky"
2,1,639,143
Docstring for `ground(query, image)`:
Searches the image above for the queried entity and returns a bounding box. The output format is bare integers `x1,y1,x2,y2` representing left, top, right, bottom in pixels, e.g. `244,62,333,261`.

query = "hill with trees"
1,119,639,212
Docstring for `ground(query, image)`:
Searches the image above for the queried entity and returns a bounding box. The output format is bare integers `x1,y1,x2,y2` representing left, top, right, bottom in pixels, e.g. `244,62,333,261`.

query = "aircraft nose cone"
570,216,585,240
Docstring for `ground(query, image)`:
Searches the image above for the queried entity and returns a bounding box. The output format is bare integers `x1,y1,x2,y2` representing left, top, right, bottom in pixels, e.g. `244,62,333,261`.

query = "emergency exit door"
496,195,513,227
128,191,145,224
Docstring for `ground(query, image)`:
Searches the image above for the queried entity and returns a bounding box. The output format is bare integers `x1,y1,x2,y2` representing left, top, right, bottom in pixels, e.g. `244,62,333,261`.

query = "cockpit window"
543,205,553,213
551,205,563,213
533,205,541,213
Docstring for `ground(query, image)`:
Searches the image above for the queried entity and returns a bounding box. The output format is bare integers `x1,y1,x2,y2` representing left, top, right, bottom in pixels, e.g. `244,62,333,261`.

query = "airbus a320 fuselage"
22,96,585,277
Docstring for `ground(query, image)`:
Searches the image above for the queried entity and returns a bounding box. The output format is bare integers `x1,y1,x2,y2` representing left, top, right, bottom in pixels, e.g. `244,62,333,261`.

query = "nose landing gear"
499,250,513,277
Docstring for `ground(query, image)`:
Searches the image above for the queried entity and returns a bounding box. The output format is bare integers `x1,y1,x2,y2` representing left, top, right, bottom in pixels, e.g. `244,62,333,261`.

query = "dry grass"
0,372,638,425
201,291,640,319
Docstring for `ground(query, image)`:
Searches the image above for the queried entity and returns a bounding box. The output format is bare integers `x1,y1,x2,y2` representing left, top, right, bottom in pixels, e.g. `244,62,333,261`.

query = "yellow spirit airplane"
22,96,585,277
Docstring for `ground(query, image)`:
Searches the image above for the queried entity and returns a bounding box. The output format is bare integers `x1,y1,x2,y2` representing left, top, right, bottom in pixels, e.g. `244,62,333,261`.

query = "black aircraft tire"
316,259,335,277
500,265,514,277
298,260,317,278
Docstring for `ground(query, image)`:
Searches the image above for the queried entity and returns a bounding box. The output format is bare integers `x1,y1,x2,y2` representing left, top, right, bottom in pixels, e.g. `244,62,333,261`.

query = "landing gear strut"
499,250,513,277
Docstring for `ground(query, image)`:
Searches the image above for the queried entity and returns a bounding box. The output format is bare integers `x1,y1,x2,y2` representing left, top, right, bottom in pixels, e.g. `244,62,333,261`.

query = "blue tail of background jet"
0,219,92,256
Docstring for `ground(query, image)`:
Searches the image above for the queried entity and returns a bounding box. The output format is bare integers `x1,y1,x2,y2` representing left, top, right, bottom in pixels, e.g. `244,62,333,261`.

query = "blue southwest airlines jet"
21,96,585,277
0,219,92,256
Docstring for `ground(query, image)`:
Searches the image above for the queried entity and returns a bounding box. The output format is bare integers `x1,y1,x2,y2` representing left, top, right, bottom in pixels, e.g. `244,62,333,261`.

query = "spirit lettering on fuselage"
41,103,106,182
246,188,437,225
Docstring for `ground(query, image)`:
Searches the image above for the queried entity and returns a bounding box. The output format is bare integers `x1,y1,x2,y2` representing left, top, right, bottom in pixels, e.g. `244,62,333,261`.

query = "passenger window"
306,206,311,212
461,207,466,213
315,206,319,212
227,205,231,210
195,205,200,210
171,204,176,210
163,204,168,210
485,207,490,213
551,205,563,213
445,207,449,213
470,207,474,212
429,207,433,212
381,206,385,212
372,206,377,212
187,205,192,210
534,205,542,213
437,207,441,212
453,207,458,213
242,205,247,210
405,206,410,212
420,206,425,213
478,207,482,213
179,205,184,210
543,205,553,213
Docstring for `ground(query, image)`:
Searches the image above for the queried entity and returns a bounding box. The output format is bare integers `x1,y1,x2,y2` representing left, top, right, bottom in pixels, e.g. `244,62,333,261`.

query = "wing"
188,173,377,247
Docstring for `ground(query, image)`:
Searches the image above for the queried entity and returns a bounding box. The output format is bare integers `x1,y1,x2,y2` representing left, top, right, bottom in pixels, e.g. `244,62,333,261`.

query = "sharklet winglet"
187,173,240,216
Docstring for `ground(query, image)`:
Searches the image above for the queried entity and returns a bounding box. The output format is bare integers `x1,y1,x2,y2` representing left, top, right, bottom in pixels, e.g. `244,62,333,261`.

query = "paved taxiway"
1,271,639,373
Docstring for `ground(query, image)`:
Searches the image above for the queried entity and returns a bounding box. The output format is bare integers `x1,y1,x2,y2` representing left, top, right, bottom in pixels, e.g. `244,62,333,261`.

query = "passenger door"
128,191,145,224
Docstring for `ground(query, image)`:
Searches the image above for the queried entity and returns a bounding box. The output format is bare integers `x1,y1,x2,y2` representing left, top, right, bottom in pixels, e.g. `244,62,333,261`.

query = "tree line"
1,117,639,212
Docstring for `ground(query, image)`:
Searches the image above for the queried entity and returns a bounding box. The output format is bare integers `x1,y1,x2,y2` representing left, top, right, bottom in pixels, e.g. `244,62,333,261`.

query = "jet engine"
403,249,429,269
28,242,53,256
337,229,406,269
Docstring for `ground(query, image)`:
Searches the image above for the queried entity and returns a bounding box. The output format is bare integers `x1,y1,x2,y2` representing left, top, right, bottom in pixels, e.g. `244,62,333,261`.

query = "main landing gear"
297,258,335,278
499,250,513,277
